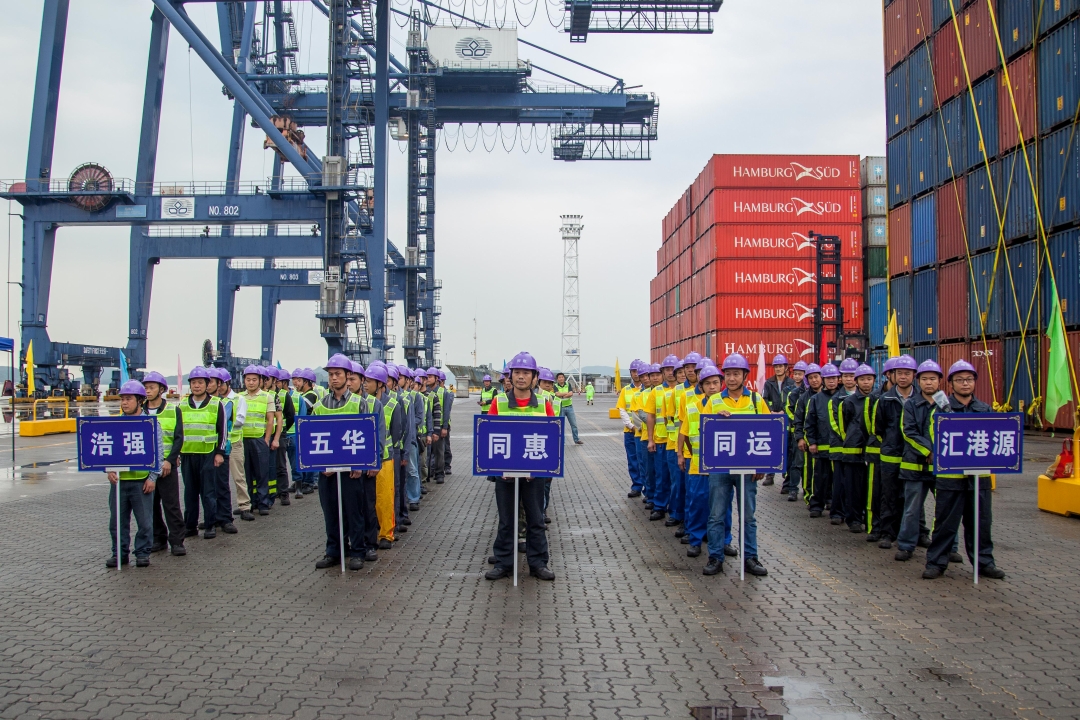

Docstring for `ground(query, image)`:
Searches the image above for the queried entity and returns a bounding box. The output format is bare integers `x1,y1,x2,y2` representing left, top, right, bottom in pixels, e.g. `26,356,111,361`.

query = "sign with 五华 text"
77,416,161,472
295,415,380,471
698,415,788,474
934,413,1023,474
473,415,565,477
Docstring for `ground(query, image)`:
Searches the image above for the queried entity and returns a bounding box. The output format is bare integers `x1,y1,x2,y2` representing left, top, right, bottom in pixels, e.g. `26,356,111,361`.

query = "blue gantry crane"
3,0,722,393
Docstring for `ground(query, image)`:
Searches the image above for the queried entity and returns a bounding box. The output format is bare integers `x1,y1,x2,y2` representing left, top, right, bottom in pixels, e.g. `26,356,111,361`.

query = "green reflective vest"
153,404,178,458
382,395,400,458
119,411,151,480
538,389,561,416
554,383,573,408
226,394,243,444
494,391,548,416
480,386,496,411
179,396,221,454
243,391,271,438
313,393,364,416
285,389,300,435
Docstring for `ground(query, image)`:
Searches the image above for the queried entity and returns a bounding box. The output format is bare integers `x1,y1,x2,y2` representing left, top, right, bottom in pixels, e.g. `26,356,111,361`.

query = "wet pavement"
1,401,1079,719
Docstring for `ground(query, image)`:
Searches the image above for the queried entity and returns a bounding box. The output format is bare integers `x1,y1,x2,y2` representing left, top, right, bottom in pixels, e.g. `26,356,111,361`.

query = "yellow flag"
884,310,900,358
613,358,622,393
25,340,35,395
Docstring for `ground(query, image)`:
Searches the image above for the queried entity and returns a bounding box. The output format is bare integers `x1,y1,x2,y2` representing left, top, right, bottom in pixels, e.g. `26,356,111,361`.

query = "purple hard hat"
366,364,389,385
507,352,538,372
697,365,721,382
301,368,318,383
854,364,876,379
218,368,232,383
398,365,413,379
772,354,789,366
648,363,662,374
538,367,556,382
350,361,365,376
119,380,147,397
805,363,822,375
792,360,808,372
722,353,751,372
483,374,491,381
948,359,978,380
385,364,399,380
189,366,212,380
916,359,943,377
437,369,446,381
694,357,711,370
325,354,352,371
893,355,918,371
291,367,305,379
143,371,168,388
839,358,860,373
883,357,897,373
682,352,702,366
414,369,428,379
243,364,261,377
661,354,681,369
258,366,272,377
820,363,841,378
426,366,439,376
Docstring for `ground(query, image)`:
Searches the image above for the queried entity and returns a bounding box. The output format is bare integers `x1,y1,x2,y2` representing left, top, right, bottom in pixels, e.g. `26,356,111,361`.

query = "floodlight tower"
560,215,583,389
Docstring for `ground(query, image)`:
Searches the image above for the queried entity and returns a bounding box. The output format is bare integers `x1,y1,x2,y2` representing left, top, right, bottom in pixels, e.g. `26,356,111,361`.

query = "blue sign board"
77,416,161,472
473,415,565,477
934,412,1023,474
295,415,380,471
699,415,788,474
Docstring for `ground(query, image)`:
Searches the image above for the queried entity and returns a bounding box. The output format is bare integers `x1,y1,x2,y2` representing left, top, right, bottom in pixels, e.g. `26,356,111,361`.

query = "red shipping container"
938,260,970,339
694,193,712,239
696,224,862,261
961,0,997,82
692,302,705,337
691,264,716,305
679,279,691,312
696,188,861,225
678,222,693,255
909,0,934,47
970,338,1004,407
716,330,817,363
938,342,971,382
933,21,964,103
884,0,910,71
692,154,861,191
678,249,691,281
889,204,912,275
999,50,1036,153
1042,331,1080,430
713,293,864,331
714,259,861,295
936,176,967,261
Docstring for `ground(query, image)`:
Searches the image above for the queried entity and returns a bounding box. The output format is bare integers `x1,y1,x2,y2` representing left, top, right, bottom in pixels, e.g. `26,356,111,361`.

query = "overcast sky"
1,0,885,376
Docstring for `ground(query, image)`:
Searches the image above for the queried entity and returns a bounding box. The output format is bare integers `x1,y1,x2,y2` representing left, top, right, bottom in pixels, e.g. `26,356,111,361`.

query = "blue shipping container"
908,41,935,125
911,193,937,267
1040,124,1080,229
887,61,910,139
966,165,1002,253
913,344,939,364
1038,18,1080,134
1003,239,1039,334
932,0,950,29
1039,0,1080,36
870,350,888,390
999,149,1037,240
913,269,938,343
1003,334,1039,412
888,131,911,209
869,281,888,348
969,250,1004,337
940,93,968,181
910,115,938,196
965,75,998,173
891,274,913,346
1044,229,1080,327
1000,0,1034,60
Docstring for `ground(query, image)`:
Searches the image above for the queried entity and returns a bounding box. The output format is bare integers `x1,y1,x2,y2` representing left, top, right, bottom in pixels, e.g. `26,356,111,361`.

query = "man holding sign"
484,351,556,582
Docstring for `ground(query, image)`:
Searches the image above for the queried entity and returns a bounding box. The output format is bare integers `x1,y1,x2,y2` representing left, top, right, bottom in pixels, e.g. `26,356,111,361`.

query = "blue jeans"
684,470,713,547
708,473,756,561
109,481,154,559
563,405,581,442
406,442,422,503
652,446,670,512
624,432,642,492
897,479,933,552
637,439,654,500
666,450,684,522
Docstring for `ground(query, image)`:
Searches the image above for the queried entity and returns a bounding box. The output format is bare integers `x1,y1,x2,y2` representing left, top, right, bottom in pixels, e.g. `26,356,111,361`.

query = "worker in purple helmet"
399,365,425,515
823,359,861,522
803,363,840,520
103,380,162,568
792,363,823,506
266,367,295,509
425,367,451,483
894,360,946,563
290,368,319,495
761,354,795,489
921,360,1006,579
178,367,228,540
834,364,877,535
778,361,809,500
206,368,241,534
870,355,919,548
617,360,644,499
436,369,455,476
140,371,188,554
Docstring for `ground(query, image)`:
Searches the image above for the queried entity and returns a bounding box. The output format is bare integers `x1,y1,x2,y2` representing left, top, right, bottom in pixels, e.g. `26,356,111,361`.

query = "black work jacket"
874,386,915,465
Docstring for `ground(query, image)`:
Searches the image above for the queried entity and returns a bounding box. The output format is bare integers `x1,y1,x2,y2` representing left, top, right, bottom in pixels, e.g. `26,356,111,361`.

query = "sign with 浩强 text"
699,415,788,474
295,415,380,471
934,413,1023,474
77,416,161,472
473,415,564,477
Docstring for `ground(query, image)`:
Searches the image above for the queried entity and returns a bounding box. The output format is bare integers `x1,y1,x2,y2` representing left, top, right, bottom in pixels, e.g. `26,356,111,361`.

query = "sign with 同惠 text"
473,415,564,477
698,414,788,474
295,415,381,471
77,416,161,472
934,413,1023,474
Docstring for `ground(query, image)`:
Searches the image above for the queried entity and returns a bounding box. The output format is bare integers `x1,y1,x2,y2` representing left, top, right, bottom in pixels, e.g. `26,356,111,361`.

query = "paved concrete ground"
1,400,1079,719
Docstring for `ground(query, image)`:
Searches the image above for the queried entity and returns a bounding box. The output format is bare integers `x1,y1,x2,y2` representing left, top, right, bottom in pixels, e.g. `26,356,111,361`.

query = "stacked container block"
882,0,1080,428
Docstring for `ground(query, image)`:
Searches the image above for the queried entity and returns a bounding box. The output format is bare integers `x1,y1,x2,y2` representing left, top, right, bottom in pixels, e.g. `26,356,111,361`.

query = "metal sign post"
295,415,381,575
698,415,788,581
934,413,1023,585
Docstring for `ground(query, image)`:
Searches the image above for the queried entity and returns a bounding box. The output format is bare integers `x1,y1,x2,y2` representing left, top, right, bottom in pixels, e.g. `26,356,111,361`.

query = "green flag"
1045,278,1074,422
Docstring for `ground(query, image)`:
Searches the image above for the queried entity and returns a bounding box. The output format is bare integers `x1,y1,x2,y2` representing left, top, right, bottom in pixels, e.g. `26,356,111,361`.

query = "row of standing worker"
616,351,1007,580
104,360,456,571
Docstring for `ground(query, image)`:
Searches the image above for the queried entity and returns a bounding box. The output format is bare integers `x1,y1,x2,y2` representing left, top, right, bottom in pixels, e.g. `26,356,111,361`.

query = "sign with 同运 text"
699,415,788,474
295,415,380,471
473,415,564,477
934,413,1023,474
77,416,161,472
